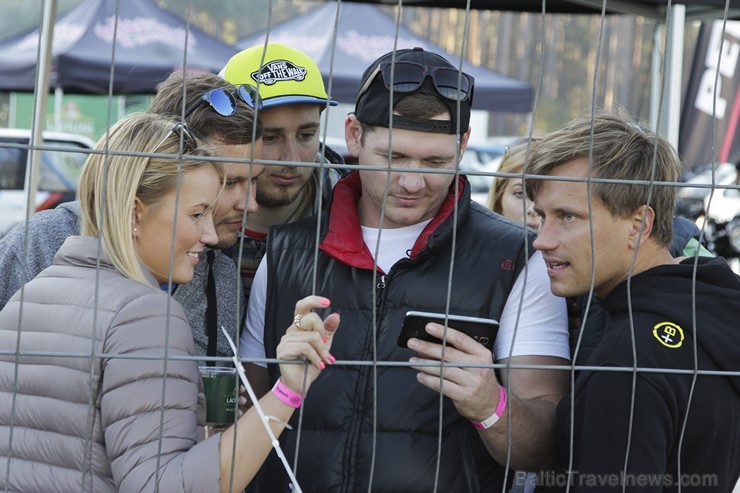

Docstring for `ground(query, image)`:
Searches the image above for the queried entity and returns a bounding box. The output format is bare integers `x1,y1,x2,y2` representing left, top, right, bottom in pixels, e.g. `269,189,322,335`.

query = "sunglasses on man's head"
183,84,262,119
358,61,474,102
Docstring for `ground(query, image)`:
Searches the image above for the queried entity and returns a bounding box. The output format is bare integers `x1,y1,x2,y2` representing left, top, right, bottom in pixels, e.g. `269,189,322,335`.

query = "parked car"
461,161,500,205
0,128,95,237
703,177,740,273
457,142,506,205
460,142,507,171
676,162,736,220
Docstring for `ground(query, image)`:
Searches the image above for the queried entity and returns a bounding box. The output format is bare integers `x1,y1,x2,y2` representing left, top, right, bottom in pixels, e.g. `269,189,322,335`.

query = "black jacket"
254,171,536,493
549,257,740,492
570,216,707,365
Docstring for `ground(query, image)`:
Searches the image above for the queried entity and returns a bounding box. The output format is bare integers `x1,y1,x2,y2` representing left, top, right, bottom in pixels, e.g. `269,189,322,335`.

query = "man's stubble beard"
256,187,297,207
257,174,314,207
213,233,238,251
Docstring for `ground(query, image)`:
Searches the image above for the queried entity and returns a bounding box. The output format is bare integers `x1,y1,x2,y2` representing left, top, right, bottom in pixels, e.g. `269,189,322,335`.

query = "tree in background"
0,0,700,135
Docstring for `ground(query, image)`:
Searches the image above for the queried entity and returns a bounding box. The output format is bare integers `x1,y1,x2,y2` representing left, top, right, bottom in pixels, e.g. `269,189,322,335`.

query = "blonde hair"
78,112,222,284
486,139,536,214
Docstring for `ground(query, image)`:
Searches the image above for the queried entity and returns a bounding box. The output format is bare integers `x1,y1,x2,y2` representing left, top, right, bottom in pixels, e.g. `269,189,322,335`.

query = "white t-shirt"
240,233,569,365
360,221,430,274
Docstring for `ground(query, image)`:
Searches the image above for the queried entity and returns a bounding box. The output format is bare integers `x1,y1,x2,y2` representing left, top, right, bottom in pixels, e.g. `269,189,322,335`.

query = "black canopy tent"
0,0,238,94
237,2,534,113
0,0,240,210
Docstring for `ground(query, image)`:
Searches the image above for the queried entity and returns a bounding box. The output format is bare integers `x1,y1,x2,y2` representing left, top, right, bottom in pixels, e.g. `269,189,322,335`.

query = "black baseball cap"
354,47,474,136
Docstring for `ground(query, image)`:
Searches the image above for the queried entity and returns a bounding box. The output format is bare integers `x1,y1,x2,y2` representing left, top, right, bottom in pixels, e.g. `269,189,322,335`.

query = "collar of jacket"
57,235,161,290
319,171,468,270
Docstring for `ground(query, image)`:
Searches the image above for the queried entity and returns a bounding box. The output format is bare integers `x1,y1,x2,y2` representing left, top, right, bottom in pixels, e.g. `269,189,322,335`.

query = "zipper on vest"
376,274,386,289
342,273,387,493
374,274,387,331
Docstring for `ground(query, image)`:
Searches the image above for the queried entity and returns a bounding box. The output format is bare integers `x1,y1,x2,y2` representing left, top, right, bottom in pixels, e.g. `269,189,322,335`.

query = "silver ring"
293,314,303,330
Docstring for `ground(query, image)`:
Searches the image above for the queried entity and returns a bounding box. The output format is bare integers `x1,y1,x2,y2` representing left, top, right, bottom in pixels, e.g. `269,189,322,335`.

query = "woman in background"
0,112,338,493
486,138,541,230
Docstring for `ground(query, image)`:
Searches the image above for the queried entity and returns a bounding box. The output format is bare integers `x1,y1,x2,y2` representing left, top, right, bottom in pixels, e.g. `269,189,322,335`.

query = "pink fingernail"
327,353,336,364
322,336,328,343
318,361,326,370
319,297,331,307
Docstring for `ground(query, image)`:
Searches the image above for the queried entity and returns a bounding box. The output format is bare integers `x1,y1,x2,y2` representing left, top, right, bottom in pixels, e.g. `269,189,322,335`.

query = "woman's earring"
133,227,138,233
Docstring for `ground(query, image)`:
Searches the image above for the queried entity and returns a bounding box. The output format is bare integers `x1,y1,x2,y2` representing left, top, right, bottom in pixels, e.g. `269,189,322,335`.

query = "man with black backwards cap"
243,48,570,492
219,43,344,303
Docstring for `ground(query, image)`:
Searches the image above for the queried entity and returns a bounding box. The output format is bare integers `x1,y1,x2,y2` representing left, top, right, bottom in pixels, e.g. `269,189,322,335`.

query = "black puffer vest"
254,172,535,493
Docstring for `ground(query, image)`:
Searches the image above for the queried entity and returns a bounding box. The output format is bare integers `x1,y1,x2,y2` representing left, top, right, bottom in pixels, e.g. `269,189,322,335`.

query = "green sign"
9,92,150,141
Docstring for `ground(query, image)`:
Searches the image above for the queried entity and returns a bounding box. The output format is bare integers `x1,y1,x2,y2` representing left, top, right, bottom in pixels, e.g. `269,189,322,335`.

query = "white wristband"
471,386,507,430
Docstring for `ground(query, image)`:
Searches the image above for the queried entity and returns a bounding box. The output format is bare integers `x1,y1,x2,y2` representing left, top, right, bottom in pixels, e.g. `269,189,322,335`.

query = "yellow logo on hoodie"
652,322,684,348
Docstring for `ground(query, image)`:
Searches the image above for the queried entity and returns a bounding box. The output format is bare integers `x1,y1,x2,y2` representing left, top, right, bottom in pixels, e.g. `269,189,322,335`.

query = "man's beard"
212,216,244,249
257,186,303,207
214,232,238,250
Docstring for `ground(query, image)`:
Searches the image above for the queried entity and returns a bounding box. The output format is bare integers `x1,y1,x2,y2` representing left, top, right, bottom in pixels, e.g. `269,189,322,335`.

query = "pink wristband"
272,379,303,408
471,386,507,430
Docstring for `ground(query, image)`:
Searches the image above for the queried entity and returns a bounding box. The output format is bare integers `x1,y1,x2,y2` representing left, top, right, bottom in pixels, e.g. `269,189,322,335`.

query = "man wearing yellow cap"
219,42,344,302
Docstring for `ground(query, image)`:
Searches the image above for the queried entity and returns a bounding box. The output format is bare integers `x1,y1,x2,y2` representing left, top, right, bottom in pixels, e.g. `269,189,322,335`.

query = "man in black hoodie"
525,113,740,492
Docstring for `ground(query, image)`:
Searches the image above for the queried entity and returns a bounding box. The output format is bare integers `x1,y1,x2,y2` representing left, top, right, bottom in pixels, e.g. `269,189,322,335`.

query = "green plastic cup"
200,366,238,425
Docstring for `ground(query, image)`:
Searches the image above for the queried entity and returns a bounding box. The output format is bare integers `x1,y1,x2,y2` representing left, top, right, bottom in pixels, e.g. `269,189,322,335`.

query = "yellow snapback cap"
220,43,337,109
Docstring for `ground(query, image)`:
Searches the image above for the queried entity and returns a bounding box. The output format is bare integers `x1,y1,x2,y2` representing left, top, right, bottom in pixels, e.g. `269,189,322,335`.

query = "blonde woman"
0,112,338,493
486,139,541,230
